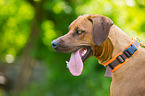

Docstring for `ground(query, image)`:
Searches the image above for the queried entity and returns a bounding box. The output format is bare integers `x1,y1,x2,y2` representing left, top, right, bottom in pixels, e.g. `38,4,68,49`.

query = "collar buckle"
104,38,141,77
124,44,137,58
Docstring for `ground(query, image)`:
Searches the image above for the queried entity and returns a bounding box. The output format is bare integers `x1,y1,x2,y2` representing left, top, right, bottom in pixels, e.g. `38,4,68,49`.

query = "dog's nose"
51,40,60,48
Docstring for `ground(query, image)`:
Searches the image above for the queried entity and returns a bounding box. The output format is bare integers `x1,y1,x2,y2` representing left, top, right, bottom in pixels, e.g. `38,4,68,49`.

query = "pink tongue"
68,49,83,76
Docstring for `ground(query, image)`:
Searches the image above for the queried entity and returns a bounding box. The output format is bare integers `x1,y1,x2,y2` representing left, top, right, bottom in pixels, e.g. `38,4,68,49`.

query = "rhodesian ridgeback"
51,15,145,96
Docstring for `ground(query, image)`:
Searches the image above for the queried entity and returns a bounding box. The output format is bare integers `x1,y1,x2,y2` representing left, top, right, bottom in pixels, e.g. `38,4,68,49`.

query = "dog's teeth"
82,49,87,56
66,61,69,68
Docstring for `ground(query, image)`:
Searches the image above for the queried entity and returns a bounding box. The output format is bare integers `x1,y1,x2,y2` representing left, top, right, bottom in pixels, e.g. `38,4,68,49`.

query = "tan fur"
94,25,145,96
108,25,145,96
52,15,145,96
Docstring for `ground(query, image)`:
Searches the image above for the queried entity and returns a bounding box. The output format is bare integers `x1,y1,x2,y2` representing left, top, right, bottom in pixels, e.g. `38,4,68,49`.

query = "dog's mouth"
66,47,92,76
80,47,92,62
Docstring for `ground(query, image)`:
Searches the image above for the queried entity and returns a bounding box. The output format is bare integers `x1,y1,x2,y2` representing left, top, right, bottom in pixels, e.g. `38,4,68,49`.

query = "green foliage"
0,0,145,96
0,0,34,62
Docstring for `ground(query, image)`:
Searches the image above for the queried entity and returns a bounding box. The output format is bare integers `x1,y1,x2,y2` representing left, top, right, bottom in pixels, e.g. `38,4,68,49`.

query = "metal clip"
135,37,145,48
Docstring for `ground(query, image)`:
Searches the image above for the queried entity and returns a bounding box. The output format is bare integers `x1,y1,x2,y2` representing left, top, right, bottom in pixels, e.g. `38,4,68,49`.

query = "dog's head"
51,15,113,76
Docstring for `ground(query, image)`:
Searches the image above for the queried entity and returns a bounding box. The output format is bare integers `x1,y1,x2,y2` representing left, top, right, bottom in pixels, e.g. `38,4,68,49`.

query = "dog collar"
104,38,141,77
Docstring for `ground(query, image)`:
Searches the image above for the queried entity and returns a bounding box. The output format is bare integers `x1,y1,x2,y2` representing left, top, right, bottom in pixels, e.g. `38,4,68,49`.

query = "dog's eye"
76,30,85,35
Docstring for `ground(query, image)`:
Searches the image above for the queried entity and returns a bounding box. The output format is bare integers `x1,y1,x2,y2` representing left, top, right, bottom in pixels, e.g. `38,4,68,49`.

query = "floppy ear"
88,15,113,46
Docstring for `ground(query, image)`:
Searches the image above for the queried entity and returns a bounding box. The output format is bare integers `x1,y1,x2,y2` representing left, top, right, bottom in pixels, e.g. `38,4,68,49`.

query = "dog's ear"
88,15,113,46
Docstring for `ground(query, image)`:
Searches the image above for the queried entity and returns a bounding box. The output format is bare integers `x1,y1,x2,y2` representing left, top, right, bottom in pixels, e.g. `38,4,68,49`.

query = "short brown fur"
52,15,145,96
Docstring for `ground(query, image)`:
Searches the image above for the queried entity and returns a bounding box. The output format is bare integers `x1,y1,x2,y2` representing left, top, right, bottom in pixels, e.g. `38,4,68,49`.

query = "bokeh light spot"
126,0,135,6
41,20,56,47
5,54,15,63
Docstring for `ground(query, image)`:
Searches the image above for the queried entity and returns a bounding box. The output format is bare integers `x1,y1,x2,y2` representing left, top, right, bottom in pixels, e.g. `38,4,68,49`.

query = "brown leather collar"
104,38,141,77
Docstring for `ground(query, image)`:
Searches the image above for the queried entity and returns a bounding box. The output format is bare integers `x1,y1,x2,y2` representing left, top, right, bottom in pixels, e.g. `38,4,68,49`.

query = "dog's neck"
93,38,113,64
108,25,132,57
94,25,132,64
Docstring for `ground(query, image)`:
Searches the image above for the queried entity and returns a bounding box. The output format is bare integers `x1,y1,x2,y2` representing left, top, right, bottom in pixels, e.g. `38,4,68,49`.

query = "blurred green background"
0,0,145,96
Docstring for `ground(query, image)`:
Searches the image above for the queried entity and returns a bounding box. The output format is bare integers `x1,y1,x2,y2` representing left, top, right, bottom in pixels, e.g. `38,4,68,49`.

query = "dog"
51,15,145,96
